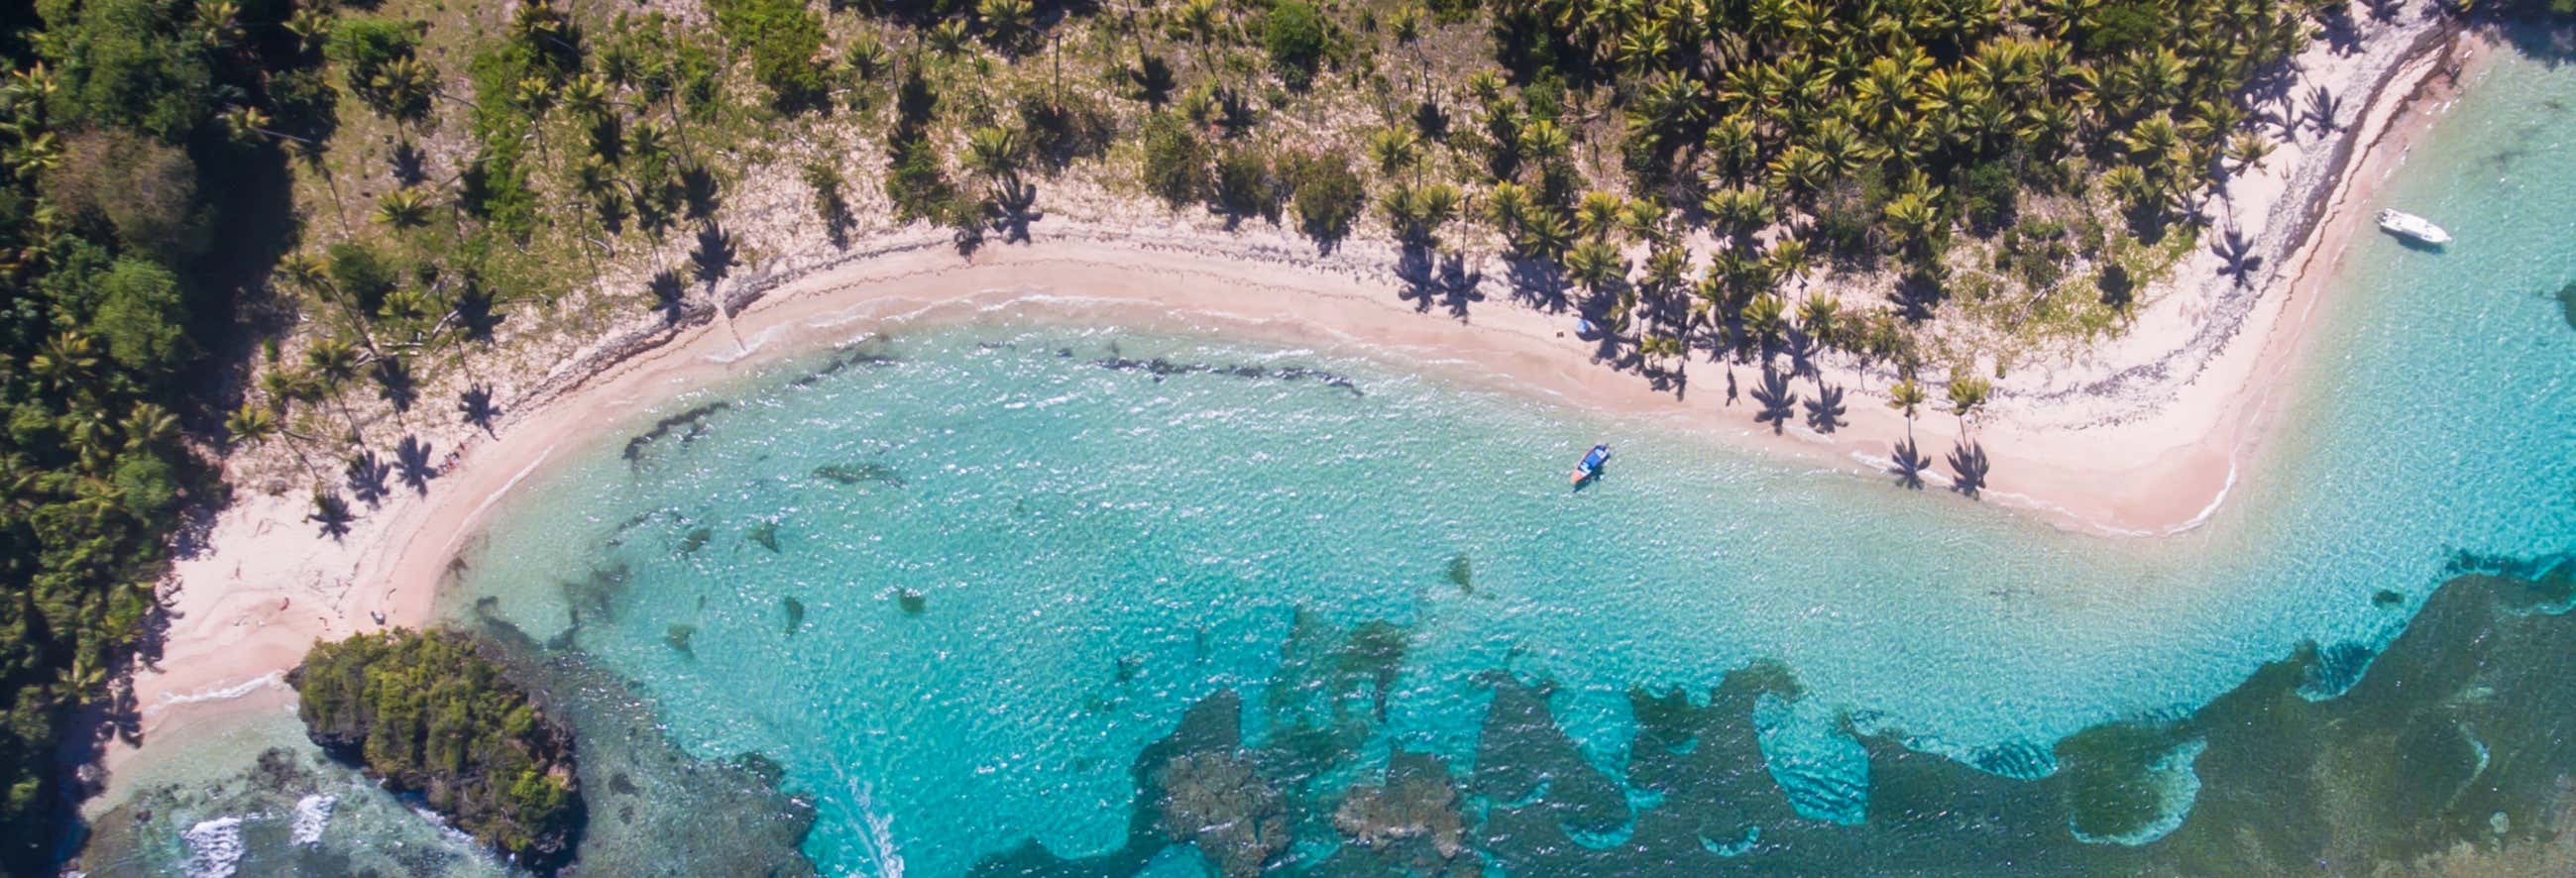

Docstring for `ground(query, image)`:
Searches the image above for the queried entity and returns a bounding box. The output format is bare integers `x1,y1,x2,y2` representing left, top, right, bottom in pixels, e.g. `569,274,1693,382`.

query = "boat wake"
839,774,906,878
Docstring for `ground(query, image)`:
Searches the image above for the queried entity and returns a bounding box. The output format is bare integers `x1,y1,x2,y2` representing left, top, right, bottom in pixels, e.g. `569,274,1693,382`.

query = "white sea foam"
290,794,336,846
181,816,248,878
157,672,282,708
708,323,792,364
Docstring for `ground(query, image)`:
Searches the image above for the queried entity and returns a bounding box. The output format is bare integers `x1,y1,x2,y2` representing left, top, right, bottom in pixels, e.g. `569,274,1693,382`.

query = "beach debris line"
1089,354,1363,395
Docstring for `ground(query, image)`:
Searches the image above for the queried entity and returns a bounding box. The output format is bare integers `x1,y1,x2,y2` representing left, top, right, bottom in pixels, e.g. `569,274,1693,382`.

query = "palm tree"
1886,379,1926,422
1565,239,1624,299
283,6,332,55
1639,334,1684,374
230,398,323,482
1767,237,1811,291
278,253,379,353
1797,294,1841,352
1947,370,1991,430
966,126,1025,182
1574,191,1624,241
305,337,366,443
1740,293,1788,353
1367,127,1419,182
373,186,434,229
1380,182,1460,246
224,402,277,450
1701,185,1771,241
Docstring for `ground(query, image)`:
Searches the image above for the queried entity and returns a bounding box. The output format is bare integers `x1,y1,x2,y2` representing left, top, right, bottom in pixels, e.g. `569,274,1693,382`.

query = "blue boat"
1570,444,1611,486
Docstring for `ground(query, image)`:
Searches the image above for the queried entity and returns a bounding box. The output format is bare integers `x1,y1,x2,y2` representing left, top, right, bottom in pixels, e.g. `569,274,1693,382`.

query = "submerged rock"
1154,750,1288,877
1332,751,1470,869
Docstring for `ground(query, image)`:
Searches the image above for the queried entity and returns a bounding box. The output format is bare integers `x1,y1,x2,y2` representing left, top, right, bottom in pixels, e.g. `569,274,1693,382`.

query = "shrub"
1212,147,1280,221
1284,150,1365,244
40,0,213,137
1140,113,1210,207
1264,1,1330,89
89,257,189,376
708,0,830,110
328,242,399,314
40,129,206,263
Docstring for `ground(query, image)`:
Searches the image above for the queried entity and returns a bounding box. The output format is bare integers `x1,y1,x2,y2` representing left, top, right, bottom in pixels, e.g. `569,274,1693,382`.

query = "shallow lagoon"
445,46,2573,875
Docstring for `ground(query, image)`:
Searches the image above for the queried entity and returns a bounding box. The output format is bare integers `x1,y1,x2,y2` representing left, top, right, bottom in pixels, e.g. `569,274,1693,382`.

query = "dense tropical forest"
292,628,584,871
0,0,309,866
0,0,2567,869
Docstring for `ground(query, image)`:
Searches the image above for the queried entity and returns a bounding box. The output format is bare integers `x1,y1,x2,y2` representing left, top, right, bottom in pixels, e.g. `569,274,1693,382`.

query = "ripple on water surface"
446,45,2576,875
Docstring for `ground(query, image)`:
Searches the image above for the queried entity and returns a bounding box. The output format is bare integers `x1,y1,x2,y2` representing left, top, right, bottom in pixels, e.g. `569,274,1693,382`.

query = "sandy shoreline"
84,12,2480,826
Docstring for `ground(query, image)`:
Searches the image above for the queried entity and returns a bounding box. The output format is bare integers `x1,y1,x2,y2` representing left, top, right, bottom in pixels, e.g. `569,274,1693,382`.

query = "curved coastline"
93,19,2476,833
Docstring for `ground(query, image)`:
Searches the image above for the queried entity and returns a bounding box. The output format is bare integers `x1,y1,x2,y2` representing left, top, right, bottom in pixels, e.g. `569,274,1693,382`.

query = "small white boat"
2377,208,2451,246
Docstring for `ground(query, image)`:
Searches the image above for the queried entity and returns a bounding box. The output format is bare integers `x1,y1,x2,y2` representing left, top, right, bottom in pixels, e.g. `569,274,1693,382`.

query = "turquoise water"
443,49,2574,875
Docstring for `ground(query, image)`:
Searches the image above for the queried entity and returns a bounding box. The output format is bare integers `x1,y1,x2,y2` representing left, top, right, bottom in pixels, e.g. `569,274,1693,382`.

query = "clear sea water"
431,46,2575,875
102,39,2575,877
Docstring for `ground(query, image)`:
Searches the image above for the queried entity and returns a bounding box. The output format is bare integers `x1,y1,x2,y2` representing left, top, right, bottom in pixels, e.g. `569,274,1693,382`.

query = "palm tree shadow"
454,280,504,342
1750,367,1797,435
308,491,355,541
460,384,502,437
1504,255,1571,313
648,270,688,325
2211,225,2265,288
1783,328,1821,381
346,450,392,507
374,356,416,412
988,177,1044,244
394,435,437,495
1947,439,1989,500
1803,382,1847,434
391,141,427,187
1890,435,1930,490
691,224,737,291
680,164,723,220
1395,245,1483,318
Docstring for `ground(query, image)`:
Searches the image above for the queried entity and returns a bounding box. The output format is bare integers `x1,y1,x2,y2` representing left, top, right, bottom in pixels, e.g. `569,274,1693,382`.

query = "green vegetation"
293,629,583,871
710,0,830,109
1,0,2544,866
0,0,336,863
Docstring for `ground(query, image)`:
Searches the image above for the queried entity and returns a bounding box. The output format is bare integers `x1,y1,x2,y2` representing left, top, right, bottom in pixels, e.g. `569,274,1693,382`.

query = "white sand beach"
91,6,2480,814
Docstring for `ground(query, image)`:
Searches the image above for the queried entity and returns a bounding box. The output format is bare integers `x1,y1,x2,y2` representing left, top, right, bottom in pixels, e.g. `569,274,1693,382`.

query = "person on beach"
1726,369,1738,406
